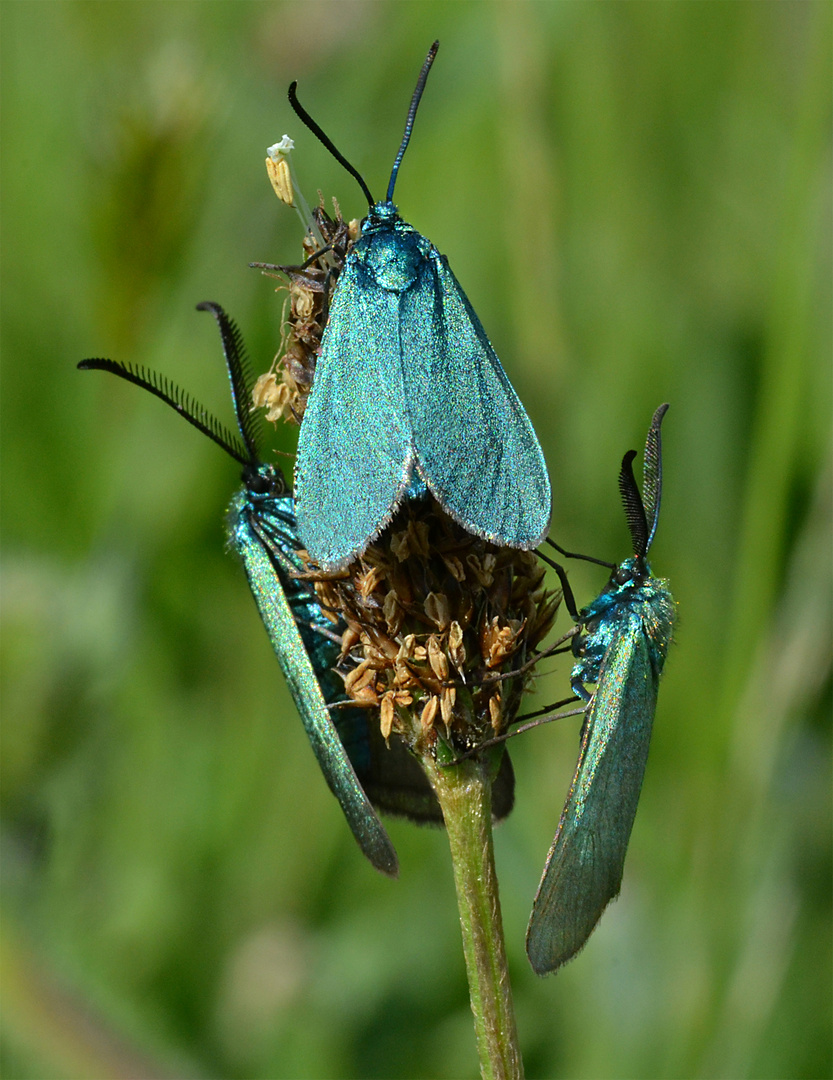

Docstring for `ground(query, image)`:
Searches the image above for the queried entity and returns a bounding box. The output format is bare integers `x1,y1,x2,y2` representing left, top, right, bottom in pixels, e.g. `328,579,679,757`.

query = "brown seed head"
304,498,558,758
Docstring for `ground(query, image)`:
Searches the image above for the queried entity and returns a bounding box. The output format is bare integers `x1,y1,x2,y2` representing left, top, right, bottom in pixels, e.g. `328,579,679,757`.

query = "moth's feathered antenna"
619,449,650,559
642,402,669,553
195,302,263,465
77,357,250,467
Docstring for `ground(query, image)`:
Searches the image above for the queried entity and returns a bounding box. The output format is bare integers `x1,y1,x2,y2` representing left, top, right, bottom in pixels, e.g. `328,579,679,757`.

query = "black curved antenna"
195,302,262,465
545,536,615,571
642,402,669,552
619,449,650,559
386,40,440,203
77,358,251,467
288,81,375,208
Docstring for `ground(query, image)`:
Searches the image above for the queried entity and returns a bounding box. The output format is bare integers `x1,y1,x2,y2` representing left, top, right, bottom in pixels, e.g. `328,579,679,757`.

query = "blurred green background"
2,3,830,1078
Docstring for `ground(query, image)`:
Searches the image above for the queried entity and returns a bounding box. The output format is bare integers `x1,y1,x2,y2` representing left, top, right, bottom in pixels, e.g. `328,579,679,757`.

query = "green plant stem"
421,753,524,1080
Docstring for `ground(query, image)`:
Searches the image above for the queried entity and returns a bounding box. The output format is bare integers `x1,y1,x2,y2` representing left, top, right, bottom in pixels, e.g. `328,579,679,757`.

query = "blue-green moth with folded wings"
526,404,677,975
286,41,552,570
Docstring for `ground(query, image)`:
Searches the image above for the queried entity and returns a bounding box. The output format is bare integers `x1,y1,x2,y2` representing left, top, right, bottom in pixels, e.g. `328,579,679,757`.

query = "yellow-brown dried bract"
420,695,439,731
440,686,457,729
381,689,415,742
290,280,316,321
266,154,294,206
390,519,431,561
382,589,404,635
380,692,396,740
441,554,466,582
312,579,343,625
426,635,449,681
488,693,502,731
251,371,290,424
448,622,466,670
344,659,377,697
481,617,523,669
355,565,385,599
424,591,451,630
339,625,361,660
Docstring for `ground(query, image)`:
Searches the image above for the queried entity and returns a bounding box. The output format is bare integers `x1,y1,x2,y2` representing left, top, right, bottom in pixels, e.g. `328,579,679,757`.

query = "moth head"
243,462,287,499
365,201,400,230
610,554,649,590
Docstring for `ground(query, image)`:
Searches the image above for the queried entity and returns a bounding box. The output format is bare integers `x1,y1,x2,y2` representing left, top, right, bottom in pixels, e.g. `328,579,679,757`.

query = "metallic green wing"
234,512,399,877
404,251,552,549
526,616,657,974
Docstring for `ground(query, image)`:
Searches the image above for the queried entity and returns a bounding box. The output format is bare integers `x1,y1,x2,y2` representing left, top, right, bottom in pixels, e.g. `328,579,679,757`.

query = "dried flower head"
304,499,559,758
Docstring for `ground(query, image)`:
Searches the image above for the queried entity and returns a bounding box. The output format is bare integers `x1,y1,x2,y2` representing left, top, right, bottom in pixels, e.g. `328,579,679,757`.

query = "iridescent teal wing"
294,256,412,571
232,504,399,877
404,252,552,549
525,614,657,974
